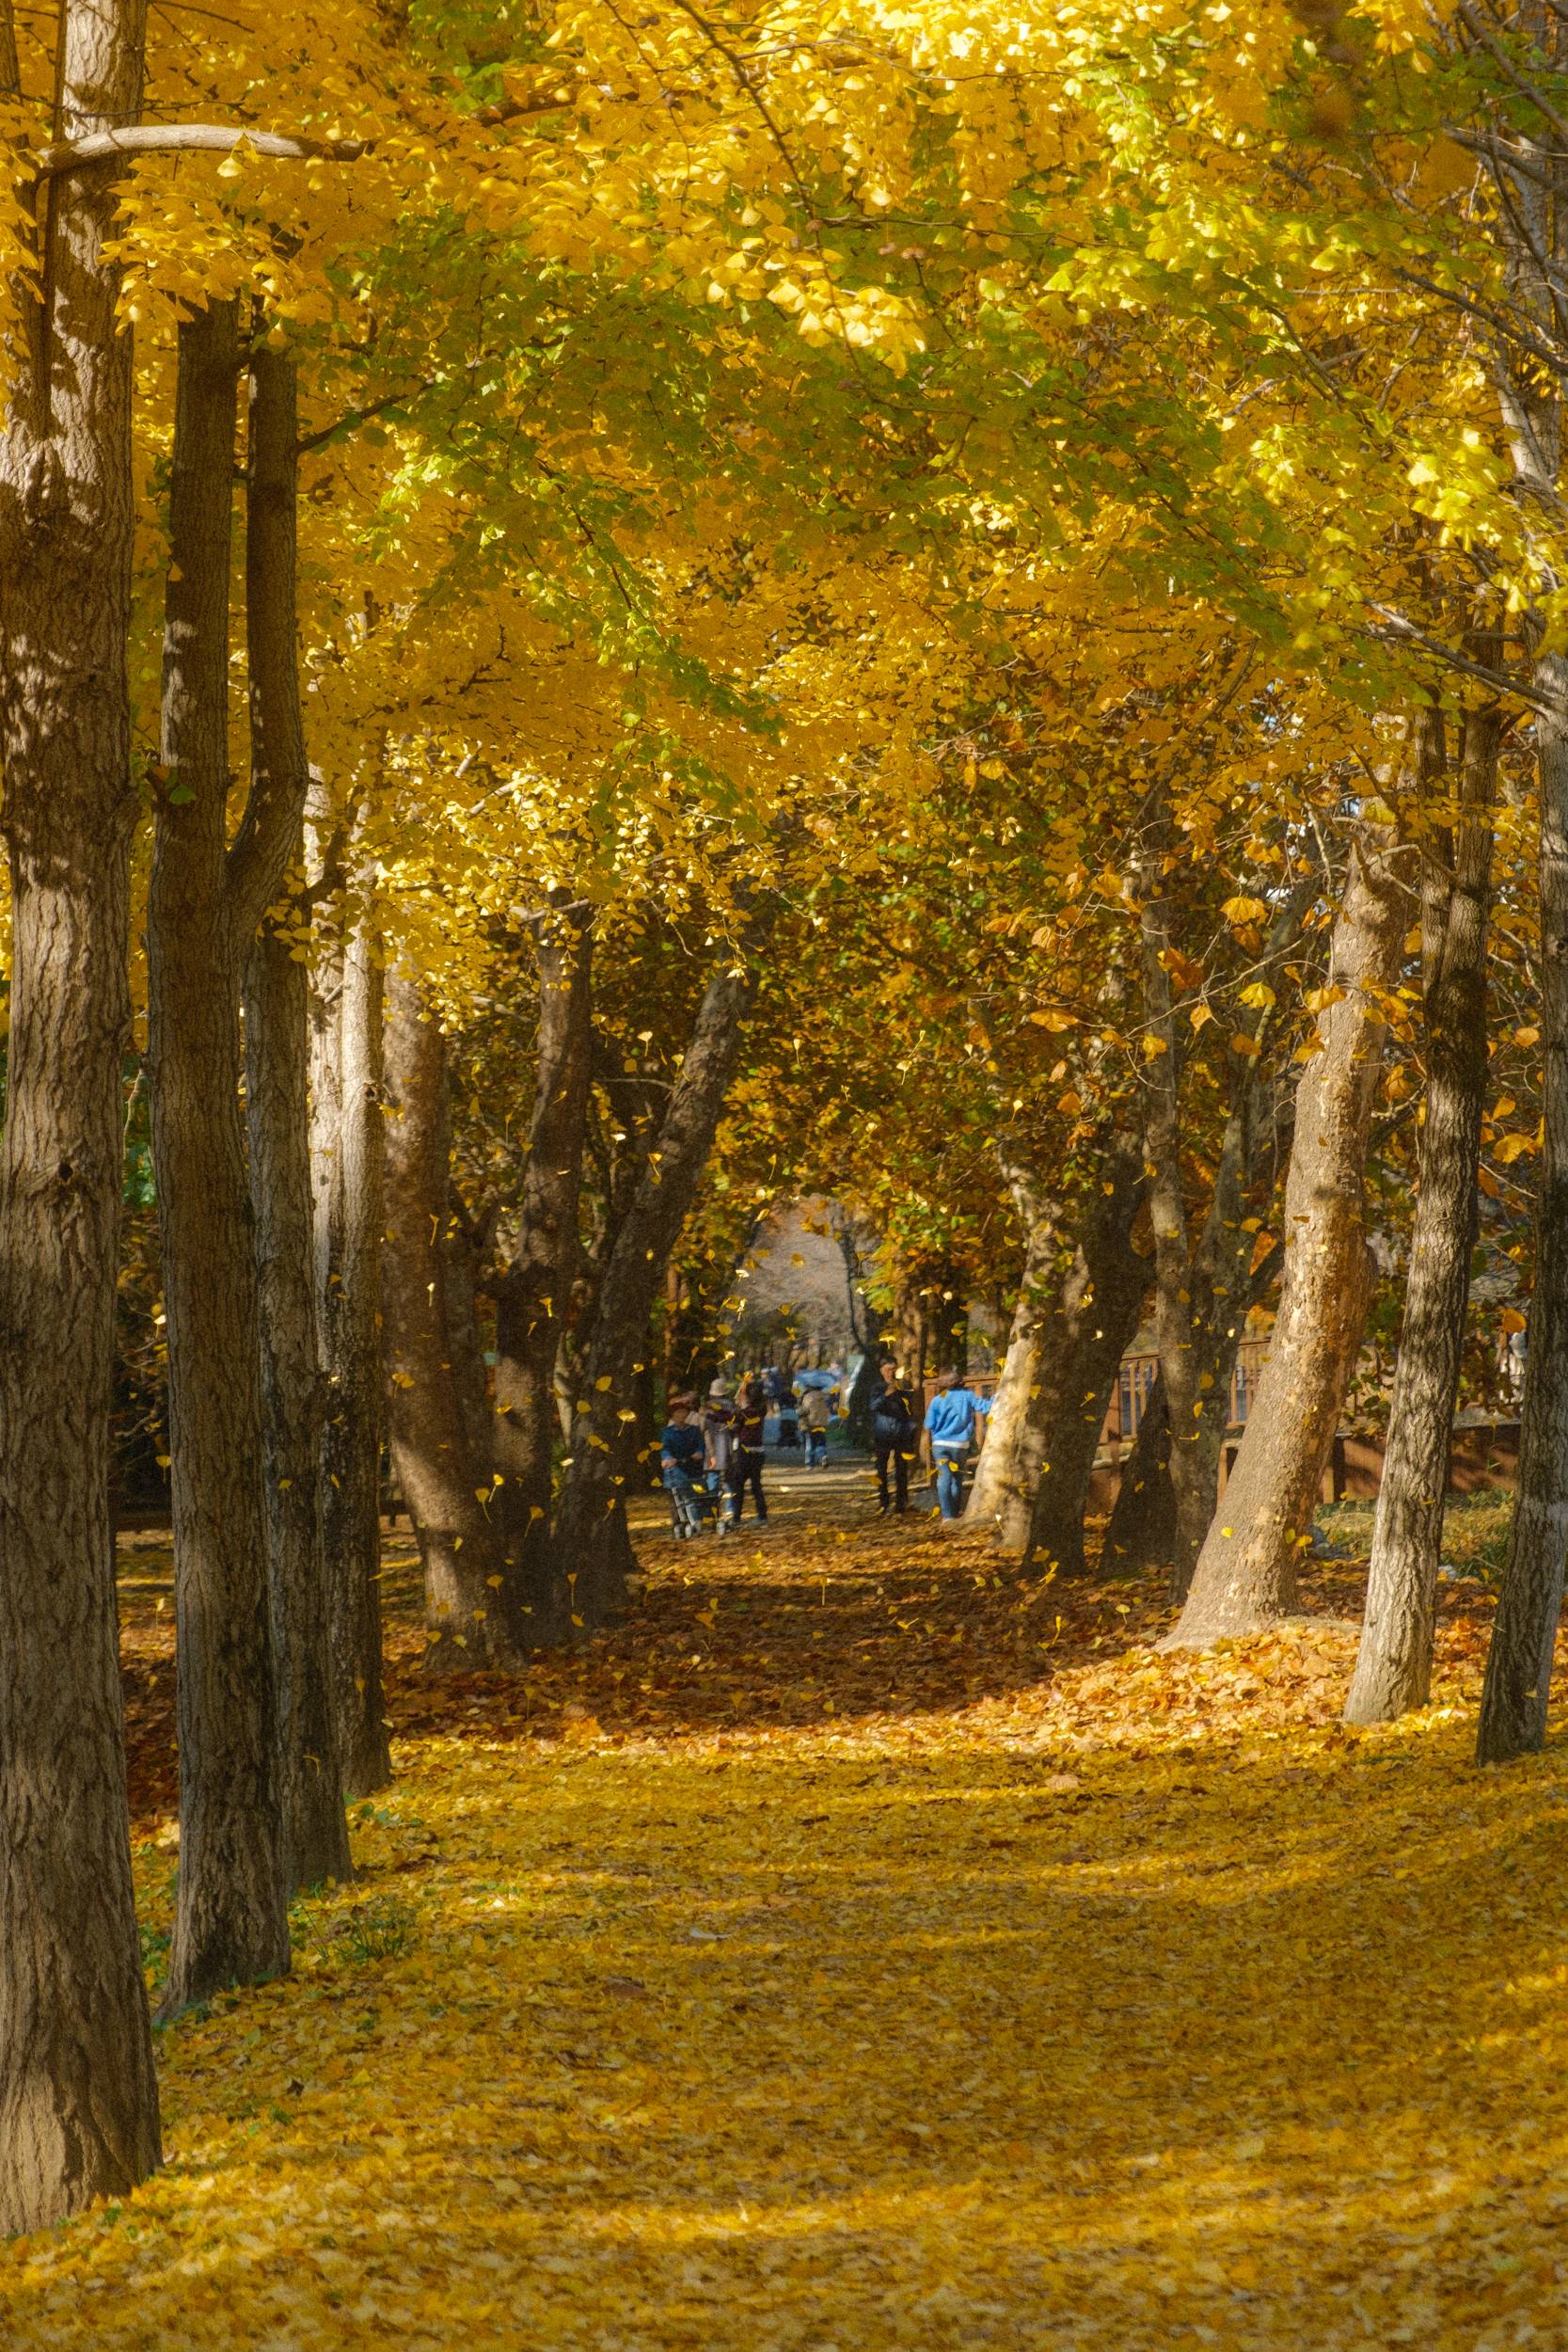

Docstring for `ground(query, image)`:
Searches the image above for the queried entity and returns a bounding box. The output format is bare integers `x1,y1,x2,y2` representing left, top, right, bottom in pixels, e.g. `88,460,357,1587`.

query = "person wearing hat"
702,1379,737,1518
659,1392,711,1536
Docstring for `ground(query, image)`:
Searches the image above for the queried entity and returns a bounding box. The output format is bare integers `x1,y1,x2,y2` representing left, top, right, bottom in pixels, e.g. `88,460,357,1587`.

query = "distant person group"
659,1358,992,1535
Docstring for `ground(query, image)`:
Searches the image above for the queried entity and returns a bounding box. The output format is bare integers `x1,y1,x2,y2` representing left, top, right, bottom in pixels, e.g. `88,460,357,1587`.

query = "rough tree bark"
965,1169,1062,1547
245,926,352,1888
1138,837,1308,1600
1167,825,1415,1647
0,0,164,2228
1347,700,1497,1725
1135,815,1210,1588
241,343,350,1890
382,971,519,1665
1102,1376,1177,1575
493,906,594,1640
1478,675,1568,1760
152,300,291,2011
552,957,757,1630
1022,1137,1148,1576
310,873,392,1795
1469,23,1568,1763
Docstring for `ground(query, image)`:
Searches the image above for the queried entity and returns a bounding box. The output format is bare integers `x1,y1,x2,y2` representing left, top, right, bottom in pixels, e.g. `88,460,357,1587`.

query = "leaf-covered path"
9,1474,1568,2347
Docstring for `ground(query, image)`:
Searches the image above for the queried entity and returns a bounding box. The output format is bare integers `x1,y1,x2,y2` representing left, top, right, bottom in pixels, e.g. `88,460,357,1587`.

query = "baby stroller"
665,1469,713,1538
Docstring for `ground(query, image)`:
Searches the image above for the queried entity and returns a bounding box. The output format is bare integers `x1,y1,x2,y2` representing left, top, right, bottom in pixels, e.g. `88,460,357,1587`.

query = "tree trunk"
245,926,352,1888
892,1277,929,1388
1135,818,1209,1586
1465,48,1568,1761
311,885,392,1795
1477,668,1568,1760
382,971,519,1665
1102,1377,1177,1575
152,300,292,2010
1167,825,1414,1647
241,342,350,1890
0,0,164,2229
1140,844,1308,1602
1348,702,1497,1725
966,1174,1061,1547
552,958,756,1629
1022,1139,1148,1576
493,908,594,1640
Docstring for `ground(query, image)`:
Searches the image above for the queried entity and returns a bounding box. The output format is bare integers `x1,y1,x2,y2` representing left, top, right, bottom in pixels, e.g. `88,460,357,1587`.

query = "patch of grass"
1316,1489,1513,1583
292,1887,420,1967
137,1860,178,1992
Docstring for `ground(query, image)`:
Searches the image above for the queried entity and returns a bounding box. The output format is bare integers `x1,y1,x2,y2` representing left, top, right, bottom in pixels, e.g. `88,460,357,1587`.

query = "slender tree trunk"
1022,1140,1148,1576
1102,1377,1177,1575
311,887,392,1794
967,1174,1061,1545
152,301,292,2010
892,1277,929,1388
241,343,350,1889
552,959,756,1629
1348,702,1497,1724
1110,1239,1284,1585
1135,818,1209,1586
1141,848,1307,1601
1477,670,1568,1760
493,909,594,1637
1468,34,1568,1761
245,927,352,1887
382,971,518,1664
1167,826,1414,1647
0,0,166,2230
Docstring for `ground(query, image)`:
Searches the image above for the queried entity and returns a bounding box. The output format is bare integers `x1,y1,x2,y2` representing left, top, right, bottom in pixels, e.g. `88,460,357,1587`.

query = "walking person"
703,1379,737,1518
799,1381,833,1469
869,1358,919,1514
923,1368,986,1522
724,1378,769,1530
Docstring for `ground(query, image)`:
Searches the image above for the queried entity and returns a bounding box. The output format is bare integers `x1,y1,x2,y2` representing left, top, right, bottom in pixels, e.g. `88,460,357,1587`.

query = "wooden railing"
1099,1341,1272,1457
908,1343,1270,1462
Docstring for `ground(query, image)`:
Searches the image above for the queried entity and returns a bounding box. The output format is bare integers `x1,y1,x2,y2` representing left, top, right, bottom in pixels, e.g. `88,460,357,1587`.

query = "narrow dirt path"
8,1487,1568,2347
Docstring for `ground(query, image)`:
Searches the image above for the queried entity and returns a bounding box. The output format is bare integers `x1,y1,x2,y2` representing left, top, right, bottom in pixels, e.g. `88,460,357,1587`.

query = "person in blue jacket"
923,1368,987,1521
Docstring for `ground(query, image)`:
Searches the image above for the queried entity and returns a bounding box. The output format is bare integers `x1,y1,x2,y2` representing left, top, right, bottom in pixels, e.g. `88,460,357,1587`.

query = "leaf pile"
12,1485,1568,2347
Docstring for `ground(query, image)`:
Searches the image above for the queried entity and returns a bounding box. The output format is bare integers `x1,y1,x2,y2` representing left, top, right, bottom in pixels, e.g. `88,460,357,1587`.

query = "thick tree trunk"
1477,670,1568,1760
311,887,392,1795
382,971,518,1665
153,301,292,2010
552,959,756,1629
1102,1377,1177,1575
1167,826,1414,1647
241,343,350,1890
493,909,594,1638
0,0,165,2231
1348,704,1497,1725
1022,1140,1148,1576
966,1174,1061,1547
